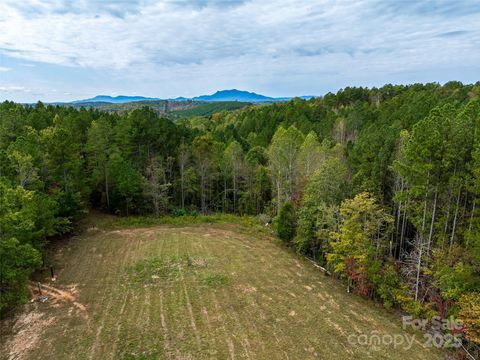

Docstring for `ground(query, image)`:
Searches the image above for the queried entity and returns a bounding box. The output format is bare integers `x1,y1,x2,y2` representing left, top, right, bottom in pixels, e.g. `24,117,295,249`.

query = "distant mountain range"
73,89,314,104
72,95,160,104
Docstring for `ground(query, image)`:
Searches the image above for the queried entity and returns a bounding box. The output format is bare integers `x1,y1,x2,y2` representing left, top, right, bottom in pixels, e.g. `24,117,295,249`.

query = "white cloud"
0,66,11,71
0,0,479,100
0,86,27,92
1,0,478,69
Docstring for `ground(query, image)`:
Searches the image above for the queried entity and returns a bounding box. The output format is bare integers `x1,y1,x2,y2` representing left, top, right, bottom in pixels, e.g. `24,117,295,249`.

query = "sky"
0,0,479,103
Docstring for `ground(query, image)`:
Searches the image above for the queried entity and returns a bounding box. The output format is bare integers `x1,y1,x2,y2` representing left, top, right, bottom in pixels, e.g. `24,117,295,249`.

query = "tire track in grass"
262,245,377,358
42,232,107,358
192,232,228,359
183,235,211,355
182,282,202,351
133,232,157,355
32,236,93,358
158,289,172,359
193,231,237,359
218,233,288,357
207,232,257,359
207,233,245,357
219,232,270,359
179,233,203,354
162,235,184,359
145,232,168,358
236,240,293,359
87,233,129,360
136,230,168,356
199,227,240,359
210,293,236,360
36,234,98,358
87,235,122,359
103,231,144,359
146,230,174,359
167,231,197,359
264,252,331,358
108,233,145,360
228,229,303,358
212,231,258,358
109,287,132,360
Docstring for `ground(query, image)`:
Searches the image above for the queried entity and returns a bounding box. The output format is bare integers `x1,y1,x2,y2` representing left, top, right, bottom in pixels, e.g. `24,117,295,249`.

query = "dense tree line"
1,82,479,352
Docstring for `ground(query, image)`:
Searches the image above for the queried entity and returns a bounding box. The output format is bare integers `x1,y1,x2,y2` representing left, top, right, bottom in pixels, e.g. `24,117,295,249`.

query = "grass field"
1,216,444,360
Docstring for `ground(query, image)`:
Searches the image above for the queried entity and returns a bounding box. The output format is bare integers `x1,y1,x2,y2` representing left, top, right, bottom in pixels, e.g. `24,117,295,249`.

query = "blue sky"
0,0,479,102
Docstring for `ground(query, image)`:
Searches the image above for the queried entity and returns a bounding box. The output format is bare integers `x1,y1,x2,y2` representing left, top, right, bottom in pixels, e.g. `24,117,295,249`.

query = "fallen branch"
305,257,331,276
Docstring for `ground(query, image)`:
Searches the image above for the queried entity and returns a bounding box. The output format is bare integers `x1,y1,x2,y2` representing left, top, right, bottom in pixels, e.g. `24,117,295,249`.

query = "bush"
275,201,296,242
368,261,402,309
459,292,480,344
294,206,315,254
0,238,42,312
171,208,187,217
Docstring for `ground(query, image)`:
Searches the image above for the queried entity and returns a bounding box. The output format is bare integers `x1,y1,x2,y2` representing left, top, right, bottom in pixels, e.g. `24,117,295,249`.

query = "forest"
1,81,479,350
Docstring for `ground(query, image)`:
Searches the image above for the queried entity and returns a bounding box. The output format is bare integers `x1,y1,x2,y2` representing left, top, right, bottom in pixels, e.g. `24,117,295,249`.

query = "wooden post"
50,266,54,280
37,282,42,296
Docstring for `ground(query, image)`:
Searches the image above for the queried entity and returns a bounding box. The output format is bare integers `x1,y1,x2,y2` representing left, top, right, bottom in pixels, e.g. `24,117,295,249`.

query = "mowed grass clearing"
1,218,444,359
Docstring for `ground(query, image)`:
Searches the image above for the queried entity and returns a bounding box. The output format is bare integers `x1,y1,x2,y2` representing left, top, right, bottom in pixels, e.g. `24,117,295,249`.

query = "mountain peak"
193,89,274,102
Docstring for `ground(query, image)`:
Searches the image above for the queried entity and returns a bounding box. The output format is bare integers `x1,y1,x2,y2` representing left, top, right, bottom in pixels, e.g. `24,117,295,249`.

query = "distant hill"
170,101,251,117
67,99,251,117
73,95,160,104
69,100,200,115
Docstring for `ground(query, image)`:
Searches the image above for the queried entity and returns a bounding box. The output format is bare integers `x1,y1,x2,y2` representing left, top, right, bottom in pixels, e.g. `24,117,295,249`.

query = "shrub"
0,238,41,312
459,292,480,344
171,208,187,217
275,201,296,243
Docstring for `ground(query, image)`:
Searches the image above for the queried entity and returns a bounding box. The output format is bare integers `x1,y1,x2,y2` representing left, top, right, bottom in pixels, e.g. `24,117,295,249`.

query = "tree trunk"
415,235,423,302
104,161,110,210
233,170,237,213
277,174,281,215
223,176,227,212
395,178,404,238
62,153,68,194
426,189,438,264
421,195,428,233
443,188,452,243
399,204,408,259
467,199,476,249
201,173,206,214
180,163,185,209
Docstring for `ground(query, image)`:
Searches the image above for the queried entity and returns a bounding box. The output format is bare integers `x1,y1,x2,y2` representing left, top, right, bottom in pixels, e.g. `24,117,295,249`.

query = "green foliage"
0,181,71,311
431,247,480,301
0,82,479,327
458,292,480,344
327,192,393,274
202,273,230,288
0,238,41,311
126,255,206,284
275,201,296,242
171,101,250,118
126,255,229,289
268,126,304,210
368,261,403,309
